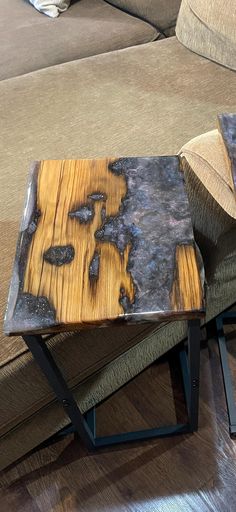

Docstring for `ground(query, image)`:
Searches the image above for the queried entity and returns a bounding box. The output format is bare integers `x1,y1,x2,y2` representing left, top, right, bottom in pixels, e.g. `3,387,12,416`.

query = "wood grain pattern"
218,113,236,194
171,245,203,312
4,157,204,335
24,158,134,327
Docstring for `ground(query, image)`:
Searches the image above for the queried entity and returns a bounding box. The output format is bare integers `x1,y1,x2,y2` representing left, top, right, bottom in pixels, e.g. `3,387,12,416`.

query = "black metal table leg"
23,319,202,450
23,335,95,450
216,312,236,437
188,319,201,431
179,319,201,432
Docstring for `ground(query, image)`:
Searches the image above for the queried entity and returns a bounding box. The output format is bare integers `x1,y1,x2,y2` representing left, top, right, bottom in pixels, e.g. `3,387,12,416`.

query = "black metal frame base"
23,319,201,450
216,311,236,437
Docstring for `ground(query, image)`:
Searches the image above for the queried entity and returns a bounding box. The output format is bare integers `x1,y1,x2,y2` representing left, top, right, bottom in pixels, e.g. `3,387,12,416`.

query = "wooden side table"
4,156,205,449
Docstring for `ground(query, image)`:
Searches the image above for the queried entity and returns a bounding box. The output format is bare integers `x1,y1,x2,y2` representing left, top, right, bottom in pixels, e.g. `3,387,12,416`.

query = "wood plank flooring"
0,326,236,512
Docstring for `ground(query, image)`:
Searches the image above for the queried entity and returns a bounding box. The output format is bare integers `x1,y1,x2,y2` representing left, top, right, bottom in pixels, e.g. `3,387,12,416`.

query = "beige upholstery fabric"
183,162,236,274
180,130,236,221
164,25,176,38
176,0,236,71
29,0,70,18
183,163,236,248
1,37,236,469
1,39,236,209
180,130,236,281
0,0,158,80
107,0,181,32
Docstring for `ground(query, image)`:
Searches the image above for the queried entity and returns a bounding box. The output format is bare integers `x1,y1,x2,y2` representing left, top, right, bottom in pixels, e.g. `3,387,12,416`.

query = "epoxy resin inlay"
4,157,204,335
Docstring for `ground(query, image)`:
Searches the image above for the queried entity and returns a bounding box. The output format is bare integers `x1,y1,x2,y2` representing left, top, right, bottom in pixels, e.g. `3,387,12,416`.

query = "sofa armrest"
176,0,236,71
179,129,236,280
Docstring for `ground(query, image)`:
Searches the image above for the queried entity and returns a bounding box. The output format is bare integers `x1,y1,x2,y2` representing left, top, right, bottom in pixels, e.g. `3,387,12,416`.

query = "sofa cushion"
29,0,70,18
180,130,236,281
0,38,235,211
1,37,236,468
0,0,158,80
107,0,181,32
180,129,236,223
176,0,236,71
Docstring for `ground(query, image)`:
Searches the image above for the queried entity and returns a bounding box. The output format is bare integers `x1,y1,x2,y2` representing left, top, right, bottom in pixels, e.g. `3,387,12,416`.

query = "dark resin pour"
43,245,75,266
69,204,95,224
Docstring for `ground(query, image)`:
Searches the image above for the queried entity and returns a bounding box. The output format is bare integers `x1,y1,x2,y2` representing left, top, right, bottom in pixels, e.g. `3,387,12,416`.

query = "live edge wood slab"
4,156,205,336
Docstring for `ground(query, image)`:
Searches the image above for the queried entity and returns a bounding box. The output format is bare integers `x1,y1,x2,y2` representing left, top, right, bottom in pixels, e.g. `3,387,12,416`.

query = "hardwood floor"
0,327,236,512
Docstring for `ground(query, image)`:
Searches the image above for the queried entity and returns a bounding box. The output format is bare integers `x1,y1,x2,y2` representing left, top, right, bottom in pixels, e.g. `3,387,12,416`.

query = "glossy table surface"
4,156,205,335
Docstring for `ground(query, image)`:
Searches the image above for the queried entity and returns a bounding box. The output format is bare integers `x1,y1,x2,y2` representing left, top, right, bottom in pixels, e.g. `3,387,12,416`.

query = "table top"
218,113,236,194
4,156,205,336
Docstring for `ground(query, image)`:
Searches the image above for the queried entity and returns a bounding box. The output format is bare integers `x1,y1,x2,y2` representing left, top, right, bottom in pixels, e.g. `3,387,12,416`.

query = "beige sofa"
0,0,236,471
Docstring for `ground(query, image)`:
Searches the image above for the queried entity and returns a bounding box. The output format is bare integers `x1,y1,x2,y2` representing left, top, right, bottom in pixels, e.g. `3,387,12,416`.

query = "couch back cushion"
176,0,236,70
0,0,158,80
107,0,181,32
